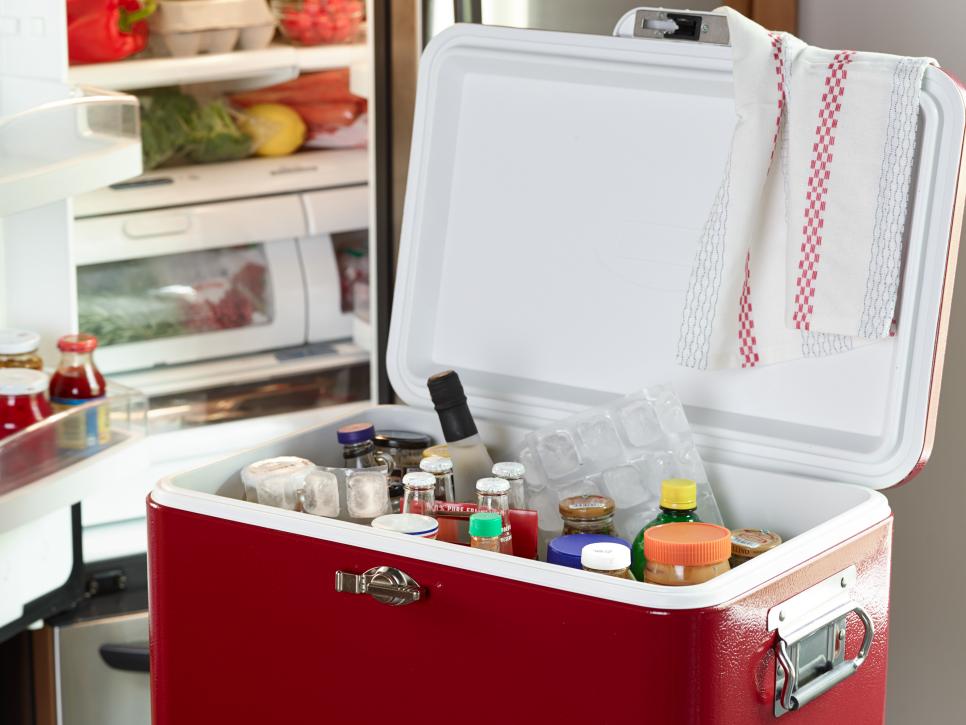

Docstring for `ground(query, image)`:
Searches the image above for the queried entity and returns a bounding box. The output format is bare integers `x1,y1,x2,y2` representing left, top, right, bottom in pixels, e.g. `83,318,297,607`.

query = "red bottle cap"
57,334,98,353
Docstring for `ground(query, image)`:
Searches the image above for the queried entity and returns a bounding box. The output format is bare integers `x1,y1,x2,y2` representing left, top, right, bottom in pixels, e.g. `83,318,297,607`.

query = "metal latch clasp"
769,566,874,717
335,566,424,606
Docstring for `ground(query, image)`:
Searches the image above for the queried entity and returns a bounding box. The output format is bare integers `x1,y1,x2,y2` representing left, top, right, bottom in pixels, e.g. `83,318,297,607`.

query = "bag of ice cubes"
518,385,724,541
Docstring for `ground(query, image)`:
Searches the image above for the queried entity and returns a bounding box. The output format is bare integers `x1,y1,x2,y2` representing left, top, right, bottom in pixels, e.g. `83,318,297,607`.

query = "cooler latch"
768,566,874,717
614,8,730,45
335,566,424,606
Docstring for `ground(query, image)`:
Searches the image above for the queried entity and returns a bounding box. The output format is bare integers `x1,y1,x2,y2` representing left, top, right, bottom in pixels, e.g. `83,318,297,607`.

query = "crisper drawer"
73,195,309,374
149,405,893,725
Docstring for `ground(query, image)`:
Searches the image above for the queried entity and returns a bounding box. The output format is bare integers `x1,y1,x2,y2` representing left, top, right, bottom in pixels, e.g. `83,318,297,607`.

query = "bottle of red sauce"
49,334,110,450
0,368,56,492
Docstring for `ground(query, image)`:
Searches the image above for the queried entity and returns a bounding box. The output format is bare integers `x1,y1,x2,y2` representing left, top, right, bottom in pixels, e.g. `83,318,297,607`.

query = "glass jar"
0,330,42,370
730,528,782,567
469,512,502,552
49,334,109,450
643,523,732,586
559,495,616,536
419,455,455,502
0,369,52,440
374,430,432,478
476,477,512,554
492,461,526,510
547,534,629,570
580,541,635,580
402,471,436,517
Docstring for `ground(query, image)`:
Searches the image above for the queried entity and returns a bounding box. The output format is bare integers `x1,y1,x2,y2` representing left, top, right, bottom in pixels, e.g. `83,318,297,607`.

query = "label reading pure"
52,397,110,450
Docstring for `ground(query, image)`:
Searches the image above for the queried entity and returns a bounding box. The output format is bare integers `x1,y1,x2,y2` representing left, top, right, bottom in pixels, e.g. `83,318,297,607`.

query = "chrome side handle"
769,566,874,717
335,566,423,606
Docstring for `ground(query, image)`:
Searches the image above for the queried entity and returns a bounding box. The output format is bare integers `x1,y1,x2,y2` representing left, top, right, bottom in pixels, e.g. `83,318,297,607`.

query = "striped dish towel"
677,7,934,370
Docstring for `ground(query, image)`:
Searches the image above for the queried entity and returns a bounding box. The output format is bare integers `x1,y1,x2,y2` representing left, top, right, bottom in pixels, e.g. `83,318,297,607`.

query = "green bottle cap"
469,512,502,538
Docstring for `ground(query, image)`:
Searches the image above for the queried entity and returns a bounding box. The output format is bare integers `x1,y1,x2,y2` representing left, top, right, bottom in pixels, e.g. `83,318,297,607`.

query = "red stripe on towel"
768,32,786,163
792,50,855,331
738,251,760,368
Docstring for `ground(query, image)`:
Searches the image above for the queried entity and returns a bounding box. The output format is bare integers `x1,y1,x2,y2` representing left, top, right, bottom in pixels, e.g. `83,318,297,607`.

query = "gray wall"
799,1,966,722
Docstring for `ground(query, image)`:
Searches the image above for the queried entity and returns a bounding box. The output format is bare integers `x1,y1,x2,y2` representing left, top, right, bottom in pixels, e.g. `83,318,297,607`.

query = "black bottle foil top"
427,370,479,442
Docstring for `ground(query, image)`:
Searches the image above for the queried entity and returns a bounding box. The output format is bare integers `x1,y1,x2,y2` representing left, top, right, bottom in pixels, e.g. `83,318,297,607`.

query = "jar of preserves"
0,330,43,370
49,334,109,450
374,430,432,477
0,369,53,440
559,495,616,536
643,522,731,586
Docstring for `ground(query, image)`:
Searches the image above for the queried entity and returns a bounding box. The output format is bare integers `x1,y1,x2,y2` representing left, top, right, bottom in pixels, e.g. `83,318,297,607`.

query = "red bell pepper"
67,0,157,65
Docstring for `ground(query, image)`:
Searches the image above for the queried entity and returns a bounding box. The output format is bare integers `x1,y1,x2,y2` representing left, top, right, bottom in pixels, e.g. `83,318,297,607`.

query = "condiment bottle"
402,470,436,517
491,461,526,510
581,542,635,579
631,479,701,581
643,522,731,586
730,528,782,567
49,334,109,450
558,495,616,537
427,371,494,502
0,330,43,370
0,369,53,440
420,455,455,502
476,477,512,554
469,512,502,552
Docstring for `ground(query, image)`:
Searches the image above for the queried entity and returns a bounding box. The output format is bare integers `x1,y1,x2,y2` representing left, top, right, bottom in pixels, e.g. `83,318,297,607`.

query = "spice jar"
730,528,782,567
581,542,635,579
0,330,43,370
559,495,616,536
469,512,502,552
643,523,731,586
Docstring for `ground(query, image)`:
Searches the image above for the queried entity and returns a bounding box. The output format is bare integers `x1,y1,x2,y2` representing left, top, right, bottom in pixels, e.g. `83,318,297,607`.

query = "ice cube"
346,470,389,518
653,390,692,435
555,477,602,501
617,402,663,448
673,447,706,481
636,452,675,489
255,473,301,510
600,465,649,508
614,504,660,542
518,448,546,491
535,430,581,479
576,416,623,461
302,469,340,518
528,486,564,532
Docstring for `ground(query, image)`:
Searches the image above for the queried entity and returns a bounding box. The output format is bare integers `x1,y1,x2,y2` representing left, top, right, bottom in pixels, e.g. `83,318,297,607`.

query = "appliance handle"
453,0,481,24
99,642,150,673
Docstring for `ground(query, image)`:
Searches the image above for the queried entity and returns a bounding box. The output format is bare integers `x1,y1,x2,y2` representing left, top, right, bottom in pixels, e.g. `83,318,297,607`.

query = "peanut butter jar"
643,522,732,586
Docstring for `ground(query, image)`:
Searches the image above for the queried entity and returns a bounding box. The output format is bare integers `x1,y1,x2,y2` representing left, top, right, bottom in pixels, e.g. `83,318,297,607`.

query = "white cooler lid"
387,22,966,490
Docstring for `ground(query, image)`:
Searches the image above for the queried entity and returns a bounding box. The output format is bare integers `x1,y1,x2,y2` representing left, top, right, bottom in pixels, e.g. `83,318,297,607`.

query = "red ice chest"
148,14,966,725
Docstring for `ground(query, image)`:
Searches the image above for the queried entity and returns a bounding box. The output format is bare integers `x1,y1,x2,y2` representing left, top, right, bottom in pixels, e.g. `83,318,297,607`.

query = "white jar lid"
492,461,525,479
476,476,510,494
0,368,49,396
419,455,453,474
0,329,40,355
581,542,631,571
402,471,436,489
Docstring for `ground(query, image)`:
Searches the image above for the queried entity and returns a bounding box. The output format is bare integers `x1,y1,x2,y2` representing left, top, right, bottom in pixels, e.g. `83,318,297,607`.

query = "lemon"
241,103,306,157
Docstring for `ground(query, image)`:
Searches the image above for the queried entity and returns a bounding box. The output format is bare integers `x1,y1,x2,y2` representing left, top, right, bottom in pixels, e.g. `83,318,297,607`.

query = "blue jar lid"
337,422,375,445
547,534,630,569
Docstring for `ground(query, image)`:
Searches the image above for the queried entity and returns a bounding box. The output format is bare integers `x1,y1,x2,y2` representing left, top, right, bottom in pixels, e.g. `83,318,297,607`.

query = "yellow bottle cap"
660,478,697,510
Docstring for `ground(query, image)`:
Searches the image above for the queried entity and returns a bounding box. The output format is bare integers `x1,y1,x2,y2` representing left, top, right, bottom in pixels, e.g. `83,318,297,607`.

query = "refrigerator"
147,7,966,725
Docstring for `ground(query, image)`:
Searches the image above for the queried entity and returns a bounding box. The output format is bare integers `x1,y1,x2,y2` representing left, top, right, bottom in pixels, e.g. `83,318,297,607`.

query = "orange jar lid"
644,522,731,566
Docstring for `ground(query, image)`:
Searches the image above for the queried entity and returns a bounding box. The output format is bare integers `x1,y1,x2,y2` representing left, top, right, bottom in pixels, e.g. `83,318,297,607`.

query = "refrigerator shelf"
67,42,368,93
0,82,141,217
0,381,148,535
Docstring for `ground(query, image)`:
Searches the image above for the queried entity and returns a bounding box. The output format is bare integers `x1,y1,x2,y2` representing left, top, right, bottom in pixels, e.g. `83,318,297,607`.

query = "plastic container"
271,0,365,47
546,534,630,570
580,541,634,580
149,0,276,58
559,494,616,536
371,513,438,539
643,523,732,586
0,330,42,370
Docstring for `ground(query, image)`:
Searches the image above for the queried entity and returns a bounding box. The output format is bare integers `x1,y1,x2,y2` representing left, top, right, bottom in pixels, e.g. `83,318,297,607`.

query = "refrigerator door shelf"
0,80,141,217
